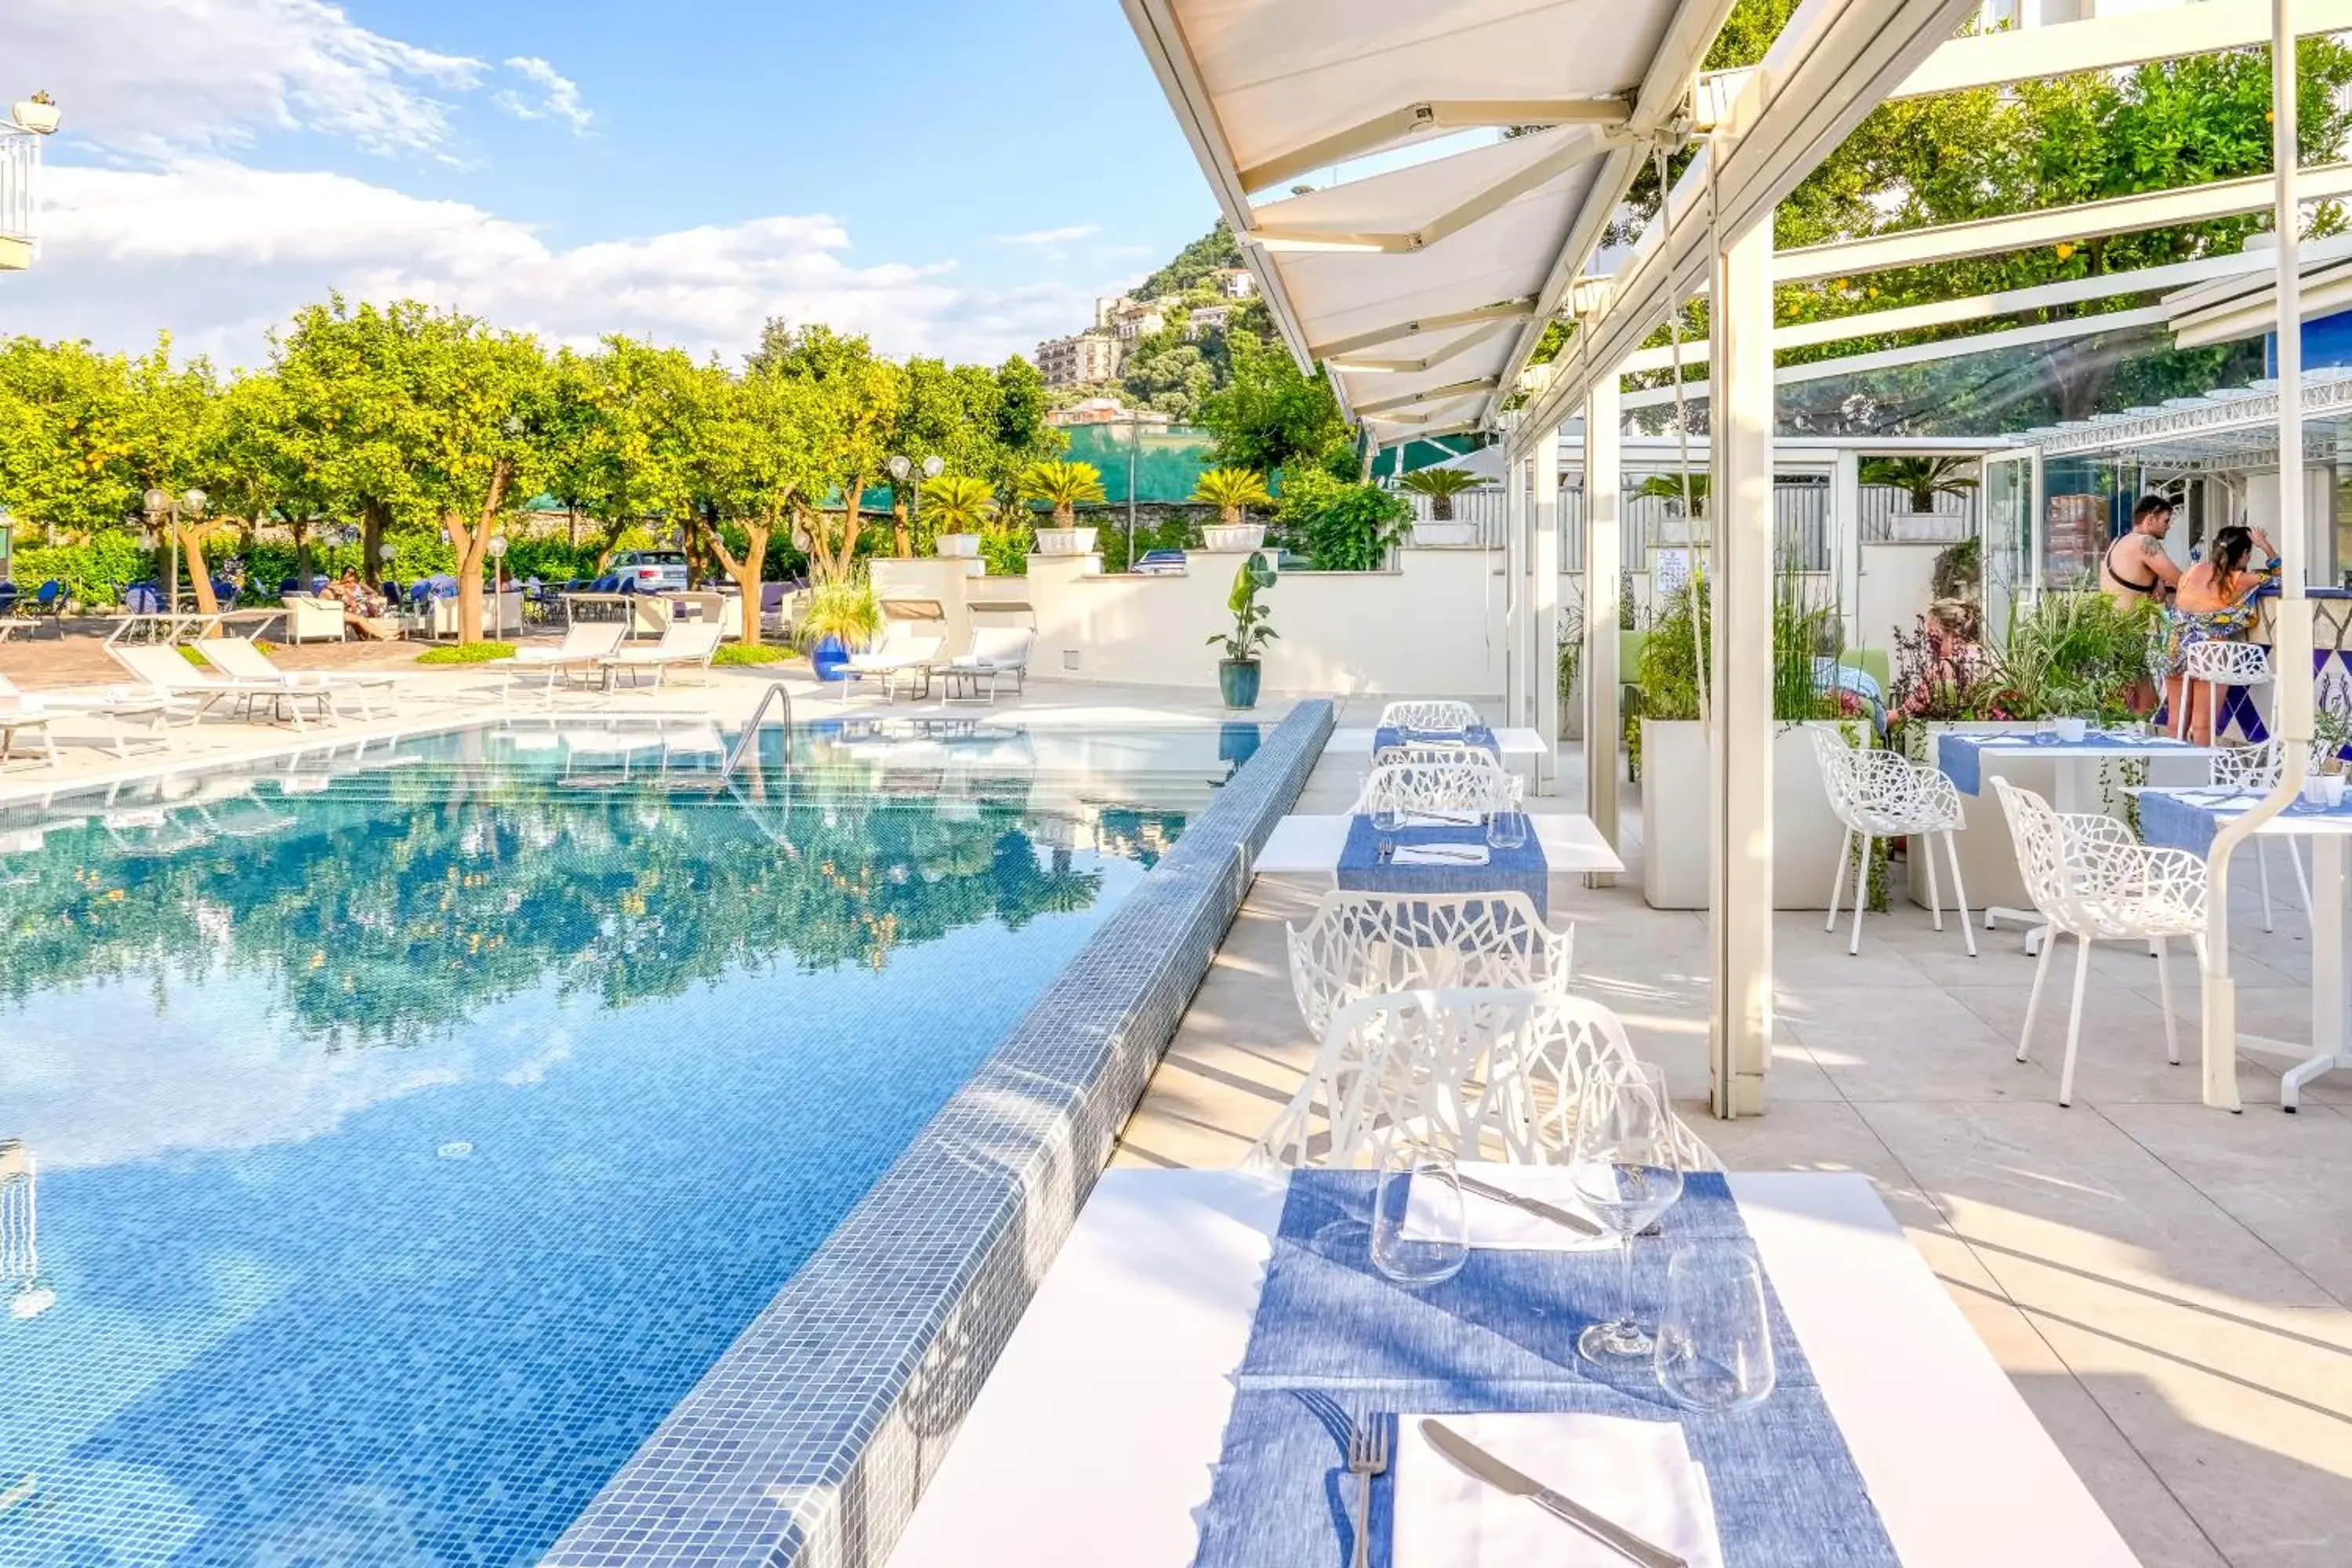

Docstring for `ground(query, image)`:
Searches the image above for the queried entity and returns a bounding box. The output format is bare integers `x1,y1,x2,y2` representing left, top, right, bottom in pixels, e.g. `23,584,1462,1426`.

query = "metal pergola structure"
1125,0,2342,1117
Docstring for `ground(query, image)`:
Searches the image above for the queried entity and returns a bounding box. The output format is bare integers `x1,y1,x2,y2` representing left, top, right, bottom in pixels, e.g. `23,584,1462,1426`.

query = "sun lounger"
939,626,1036,703
192,637,407,719
840,624,944,703
0,672,181,761
503,621,630,701
597,620,724,689
109,644,334,729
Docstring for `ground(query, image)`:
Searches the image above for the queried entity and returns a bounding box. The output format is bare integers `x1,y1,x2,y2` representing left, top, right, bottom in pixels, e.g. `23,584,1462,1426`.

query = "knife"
1455,1171,1604,1237
1420,1421,1689,1568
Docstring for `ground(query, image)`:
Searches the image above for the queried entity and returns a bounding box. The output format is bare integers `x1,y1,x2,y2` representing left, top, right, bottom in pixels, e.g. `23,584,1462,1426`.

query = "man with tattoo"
2101,494,2183,610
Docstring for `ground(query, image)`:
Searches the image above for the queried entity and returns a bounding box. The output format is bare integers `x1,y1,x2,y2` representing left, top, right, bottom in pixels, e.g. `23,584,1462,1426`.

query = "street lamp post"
887,454,947,551
1127,416,1142,571
142,486,205,615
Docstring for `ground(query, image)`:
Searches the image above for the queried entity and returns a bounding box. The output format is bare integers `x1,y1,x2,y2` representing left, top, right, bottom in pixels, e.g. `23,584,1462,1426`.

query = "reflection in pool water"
0,719,1233,1565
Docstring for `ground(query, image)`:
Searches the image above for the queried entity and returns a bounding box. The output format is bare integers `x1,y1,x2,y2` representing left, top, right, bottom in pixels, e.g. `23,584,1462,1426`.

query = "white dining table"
1256,811,1626,878
2143,787,2352,1109
886,1167,2136,1568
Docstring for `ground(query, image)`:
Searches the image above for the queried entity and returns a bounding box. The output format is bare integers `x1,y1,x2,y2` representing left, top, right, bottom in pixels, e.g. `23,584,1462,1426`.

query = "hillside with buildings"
1036,221,1265,427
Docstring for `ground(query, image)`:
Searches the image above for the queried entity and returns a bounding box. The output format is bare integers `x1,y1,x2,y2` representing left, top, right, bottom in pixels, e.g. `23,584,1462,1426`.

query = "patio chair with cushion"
1813,726,1975,957
280,595,347,644
597,619,724,689
1993,778,2209,1107
1285,888,1574,1040
940,626,1035,703
193,637,407,719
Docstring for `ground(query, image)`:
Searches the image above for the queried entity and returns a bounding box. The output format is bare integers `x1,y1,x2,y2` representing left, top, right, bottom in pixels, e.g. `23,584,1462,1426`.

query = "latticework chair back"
2182,639,2270,684
1350,760,1514,818
1496,996,1721,1171
1374,739,1491,768
1379,699,1481,733
1286,891,1572,1038
1812,725,1962,836
1251,989,1534,1169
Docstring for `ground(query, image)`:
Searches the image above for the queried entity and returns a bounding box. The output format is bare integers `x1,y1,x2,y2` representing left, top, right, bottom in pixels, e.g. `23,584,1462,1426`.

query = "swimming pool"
0,717,1263,1566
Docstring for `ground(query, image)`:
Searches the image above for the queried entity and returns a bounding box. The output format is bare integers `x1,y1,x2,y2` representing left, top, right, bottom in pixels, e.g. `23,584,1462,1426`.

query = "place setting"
1189,1066,1896,1568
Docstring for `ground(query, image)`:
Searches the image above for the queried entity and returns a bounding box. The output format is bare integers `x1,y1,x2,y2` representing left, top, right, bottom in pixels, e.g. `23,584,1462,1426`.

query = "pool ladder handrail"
721,681,793,781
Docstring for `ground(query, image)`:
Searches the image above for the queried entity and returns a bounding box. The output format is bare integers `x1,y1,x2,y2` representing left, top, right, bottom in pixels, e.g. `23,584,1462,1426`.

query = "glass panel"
1984,456,2027,647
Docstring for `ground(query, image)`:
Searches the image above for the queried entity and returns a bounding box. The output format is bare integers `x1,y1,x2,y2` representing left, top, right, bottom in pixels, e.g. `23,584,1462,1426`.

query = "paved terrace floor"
1114,697,2352,1568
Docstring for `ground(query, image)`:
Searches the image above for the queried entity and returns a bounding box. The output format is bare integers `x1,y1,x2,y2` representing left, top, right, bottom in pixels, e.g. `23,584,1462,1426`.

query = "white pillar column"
1832,449,1863,648
1532,423,1562,790
1708,214,1776,1120
1503,453,1526,718
1583,376,1623,884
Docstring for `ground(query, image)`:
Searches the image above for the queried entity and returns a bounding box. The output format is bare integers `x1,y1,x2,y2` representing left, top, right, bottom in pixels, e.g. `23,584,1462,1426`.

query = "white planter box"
1199,524,1265,551
1640,719,1859,910
10,101,60,134
934,534,981,558
1887,511,1968,543
1035,527,1098,556
1410,521,1478,547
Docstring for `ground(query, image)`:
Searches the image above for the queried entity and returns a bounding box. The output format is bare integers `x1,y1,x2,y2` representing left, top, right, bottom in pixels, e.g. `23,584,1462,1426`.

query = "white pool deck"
5,666,2347,1566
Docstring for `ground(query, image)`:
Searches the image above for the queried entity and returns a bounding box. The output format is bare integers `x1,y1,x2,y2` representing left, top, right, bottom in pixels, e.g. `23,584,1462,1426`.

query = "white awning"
1122,0,1730,435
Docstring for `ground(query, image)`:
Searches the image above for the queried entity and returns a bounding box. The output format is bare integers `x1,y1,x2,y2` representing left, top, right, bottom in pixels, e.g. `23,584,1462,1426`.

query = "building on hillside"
1036,331,1120,388
1212,268,1256,299
1047,397,1174,430
1186,304,1232,339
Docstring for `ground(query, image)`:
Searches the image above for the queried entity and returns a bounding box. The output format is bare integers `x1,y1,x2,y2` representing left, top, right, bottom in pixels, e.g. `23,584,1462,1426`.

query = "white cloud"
16,160,1102,367
494,56,590,134
993,223,1100,246
0,0,485,159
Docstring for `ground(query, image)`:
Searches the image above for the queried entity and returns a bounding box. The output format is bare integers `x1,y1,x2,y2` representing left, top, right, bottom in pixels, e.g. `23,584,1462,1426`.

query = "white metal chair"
1250,988,1533,1168
1813,727,1976,956
1374,739,1494,768
1377,699,1481,733
1348,759,1514,819
1993,778,2209,1106
2174,638,2269,742
1498,995,1721,1171
2209,738,2315,932
1285,890,1574,1040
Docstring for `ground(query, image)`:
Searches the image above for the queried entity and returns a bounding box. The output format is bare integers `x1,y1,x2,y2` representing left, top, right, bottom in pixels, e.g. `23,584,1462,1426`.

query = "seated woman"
1900,597,1988,717
2161,524,2278,744
332,568,402,641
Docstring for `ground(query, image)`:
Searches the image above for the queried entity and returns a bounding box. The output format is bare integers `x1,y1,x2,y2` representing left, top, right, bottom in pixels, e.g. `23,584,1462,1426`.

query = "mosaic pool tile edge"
542,701,1335,1568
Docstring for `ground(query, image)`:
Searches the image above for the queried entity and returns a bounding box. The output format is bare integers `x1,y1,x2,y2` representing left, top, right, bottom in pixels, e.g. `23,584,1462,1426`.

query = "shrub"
1274,470,1410,571
712,642,794,667
11,535,154,607
416,641,517,664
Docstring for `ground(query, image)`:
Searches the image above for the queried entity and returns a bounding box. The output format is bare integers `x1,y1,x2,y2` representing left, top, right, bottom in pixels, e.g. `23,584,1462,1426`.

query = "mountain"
1134,222,1246,302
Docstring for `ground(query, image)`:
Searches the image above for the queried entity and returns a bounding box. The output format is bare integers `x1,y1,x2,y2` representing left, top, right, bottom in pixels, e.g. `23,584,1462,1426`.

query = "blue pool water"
0,718,1258,1566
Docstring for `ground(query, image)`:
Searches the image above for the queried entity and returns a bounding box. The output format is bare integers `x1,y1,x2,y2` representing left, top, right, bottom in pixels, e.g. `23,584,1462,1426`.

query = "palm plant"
1016,460,1109,527
1860,456,1978,512
1189,466,1272,524
1634,472,1710,516
920,474,996,535
1397,466,1483,521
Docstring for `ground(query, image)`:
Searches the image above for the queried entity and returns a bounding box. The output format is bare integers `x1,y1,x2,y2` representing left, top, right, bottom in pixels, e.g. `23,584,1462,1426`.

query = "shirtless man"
2101,494,2183,609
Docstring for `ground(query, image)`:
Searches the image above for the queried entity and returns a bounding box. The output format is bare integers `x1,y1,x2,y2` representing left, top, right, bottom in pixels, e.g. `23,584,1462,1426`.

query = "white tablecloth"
886,1169,2136,1568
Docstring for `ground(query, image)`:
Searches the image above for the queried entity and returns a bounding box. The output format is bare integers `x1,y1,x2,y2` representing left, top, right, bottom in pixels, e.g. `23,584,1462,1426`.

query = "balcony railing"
0,129,38,253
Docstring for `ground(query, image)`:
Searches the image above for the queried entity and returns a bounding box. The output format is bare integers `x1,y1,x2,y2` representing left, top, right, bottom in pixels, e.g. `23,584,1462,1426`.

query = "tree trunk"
707,514,772,648
447,459,513,644
292,521,310,589
361,498,390,582
177,527,220,615
893,500,913,558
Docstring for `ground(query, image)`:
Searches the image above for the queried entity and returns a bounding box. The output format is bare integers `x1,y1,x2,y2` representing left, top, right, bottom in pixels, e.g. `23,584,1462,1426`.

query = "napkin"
1393,1412,1724,1568
1394,844,1490,866
1404,1167,1616,1250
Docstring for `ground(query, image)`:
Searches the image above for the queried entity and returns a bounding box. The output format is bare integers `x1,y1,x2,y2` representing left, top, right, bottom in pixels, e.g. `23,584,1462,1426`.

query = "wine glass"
1370,1141,1469,1286
1568,1061,1686,1363
1653,1245,1777,1411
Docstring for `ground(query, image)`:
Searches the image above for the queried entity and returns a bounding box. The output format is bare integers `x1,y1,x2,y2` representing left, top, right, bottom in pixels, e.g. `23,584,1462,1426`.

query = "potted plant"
1191,467,1273,550
1018,460,1108,555
1399,466,1484,546
1862,456,1977,540
10,92,59,135
799,579,881,683
1209,550,1277,709
921,474,994,564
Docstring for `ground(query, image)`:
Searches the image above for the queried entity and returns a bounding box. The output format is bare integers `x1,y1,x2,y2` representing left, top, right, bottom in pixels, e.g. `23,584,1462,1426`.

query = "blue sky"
0,0,1218,368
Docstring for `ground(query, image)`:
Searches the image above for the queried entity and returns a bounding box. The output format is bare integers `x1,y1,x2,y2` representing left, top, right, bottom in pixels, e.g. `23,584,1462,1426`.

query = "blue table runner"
1190,1173,1898,1568
1936,729,2196,797
1335,815,1548,917
2139,789,2352,856
1374,724,1502,762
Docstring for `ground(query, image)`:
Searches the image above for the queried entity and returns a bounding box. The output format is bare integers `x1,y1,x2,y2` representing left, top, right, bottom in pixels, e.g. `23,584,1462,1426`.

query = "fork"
1347,1412,1389,1568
